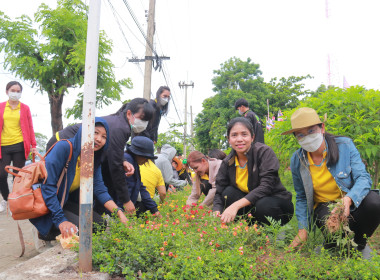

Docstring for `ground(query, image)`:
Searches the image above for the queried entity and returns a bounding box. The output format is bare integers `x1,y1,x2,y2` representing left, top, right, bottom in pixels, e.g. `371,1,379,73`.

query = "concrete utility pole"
190,105,194,151
79,0,101,272
178,81,194,157
143,0,156,100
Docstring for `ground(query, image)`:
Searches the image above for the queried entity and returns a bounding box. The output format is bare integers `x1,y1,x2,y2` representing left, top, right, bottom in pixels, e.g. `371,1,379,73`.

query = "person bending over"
186,151,222,208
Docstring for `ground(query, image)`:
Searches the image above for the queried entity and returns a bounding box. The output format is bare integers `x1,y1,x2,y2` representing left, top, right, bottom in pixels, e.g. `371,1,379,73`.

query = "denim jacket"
290,137,372,229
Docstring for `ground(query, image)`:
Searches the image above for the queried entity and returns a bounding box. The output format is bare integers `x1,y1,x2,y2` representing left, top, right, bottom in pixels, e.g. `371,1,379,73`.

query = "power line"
121,0,157,56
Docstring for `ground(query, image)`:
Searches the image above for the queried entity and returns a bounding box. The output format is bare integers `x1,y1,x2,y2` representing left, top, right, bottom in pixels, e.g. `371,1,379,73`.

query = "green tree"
195,57,268,153
266,75,312,115
156,123,187,156
0,0,131,134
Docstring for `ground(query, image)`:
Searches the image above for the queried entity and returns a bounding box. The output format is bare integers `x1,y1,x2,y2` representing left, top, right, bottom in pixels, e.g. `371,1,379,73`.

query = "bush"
92,188,379,279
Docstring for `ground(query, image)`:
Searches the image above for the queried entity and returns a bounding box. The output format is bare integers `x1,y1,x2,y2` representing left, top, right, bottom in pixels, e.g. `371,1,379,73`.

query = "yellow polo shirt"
201,174,209,181
1,102,23,146
69,157,81,193
235,156,249,193
140,160,165,198
308,151,343,207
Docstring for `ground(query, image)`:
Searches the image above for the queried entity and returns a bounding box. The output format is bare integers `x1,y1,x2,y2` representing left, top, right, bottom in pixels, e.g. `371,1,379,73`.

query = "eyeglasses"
294,127,320,141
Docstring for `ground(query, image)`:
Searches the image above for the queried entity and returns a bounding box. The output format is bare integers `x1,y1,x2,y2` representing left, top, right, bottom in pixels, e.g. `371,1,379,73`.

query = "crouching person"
123,136,161,217
213,117,294,226
186,151,222,208
283,108,380,257
30,118,128,252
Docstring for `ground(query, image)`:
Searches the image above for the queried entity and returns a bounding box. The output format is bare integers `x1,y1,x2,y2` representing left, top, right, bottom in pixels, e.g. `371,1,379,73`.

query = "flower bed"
92,187,380,279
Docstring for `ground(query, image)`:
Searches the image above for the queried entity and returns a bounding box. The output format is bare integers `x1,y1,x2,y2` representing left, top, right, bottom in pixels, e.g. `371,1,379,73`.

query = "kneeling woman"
30,118,127,241
283,108,380,251
213,117,294,225
186,151,222,208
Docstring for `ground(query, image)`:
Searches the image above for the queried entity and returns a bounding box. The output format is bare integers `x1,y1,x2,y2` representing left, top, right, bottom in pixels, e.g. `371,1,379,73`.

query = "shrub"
92,188,379,279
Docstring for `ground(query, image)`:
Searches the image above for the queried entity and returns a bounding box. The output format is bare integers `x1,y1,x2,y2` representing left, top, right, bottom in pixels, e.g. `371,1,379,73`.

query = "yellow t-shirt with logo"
1,102,23,146
140,160,165,198
308,151,343,207
235,156,249,193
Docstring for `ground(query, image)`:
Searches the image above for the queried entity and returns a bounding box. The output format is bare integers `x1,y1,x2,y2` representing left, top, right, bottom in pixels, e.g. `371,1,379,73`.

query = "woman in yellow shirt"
213,117,293,226
0,81,37,212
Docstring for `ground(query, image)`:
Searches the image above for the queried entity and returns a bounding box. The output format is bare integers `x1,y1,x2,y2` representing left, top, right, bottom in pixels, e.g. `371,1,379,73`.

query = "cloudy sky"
1,0,380,137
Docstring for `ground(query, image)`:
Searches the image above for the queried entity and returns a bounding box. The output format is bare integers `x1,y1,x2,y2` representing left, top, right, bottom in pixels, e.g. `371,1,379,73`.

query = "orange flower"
163,241,168,246
160,247,165,251
233,231,237,236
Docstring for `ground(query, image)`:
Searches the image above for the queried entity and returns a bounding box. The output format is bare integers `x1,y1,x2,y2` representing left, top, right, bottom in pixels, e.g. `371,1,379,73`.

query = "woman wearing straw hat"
283,107,380,257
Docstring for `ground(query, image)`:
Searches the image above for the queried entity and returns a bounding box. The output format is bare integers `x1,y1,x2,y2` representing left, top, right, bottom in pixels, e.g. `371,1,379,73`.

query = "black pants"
314,190,380,249
0,142,25,201
221,186,294,226
40,199,106,241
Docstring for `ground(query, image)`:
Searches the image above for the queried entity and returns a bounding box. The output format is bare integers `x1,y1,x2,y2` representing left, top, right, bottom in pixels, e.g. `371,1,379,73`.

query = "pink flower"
169,252,173,257
197,256,201,260
172,233,175,236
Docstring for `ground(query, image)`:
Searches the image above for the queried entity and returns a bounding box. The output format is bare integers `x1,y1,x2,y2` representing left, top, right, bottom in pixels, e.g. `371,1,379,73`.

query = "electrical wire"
121,0,157,56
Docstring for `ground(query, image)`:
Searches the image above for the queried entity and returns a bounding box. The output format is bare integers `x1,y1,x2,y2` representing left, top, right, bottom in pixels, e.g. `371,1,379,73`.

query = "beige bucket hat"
281,107,322,135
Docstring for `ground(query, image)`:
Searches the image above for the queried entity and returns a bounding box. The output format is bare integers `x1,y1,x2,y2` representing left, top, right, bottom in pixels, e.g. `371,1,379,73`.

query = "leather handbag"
6,139,73,220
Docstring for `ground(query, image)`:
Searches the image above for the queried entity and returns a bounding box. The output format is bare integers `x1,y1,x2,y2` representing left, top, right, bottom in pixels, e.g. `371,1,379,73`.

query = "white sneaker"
32,227,52,253
0,200,7,213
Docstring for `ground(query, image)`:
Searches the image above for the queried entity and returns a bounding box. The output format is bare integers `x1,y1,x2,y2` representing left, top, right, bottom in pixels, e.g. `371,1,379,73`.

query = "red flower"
198,205,204,210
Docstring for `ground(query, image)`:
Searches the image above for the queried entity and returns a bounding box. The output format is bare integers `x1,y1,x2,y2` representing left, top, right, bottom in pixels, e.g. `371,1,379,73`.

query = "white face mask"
238,110,244,116
298,133,323,152
8,91,21,101
160,97,169,106
131,117,149,133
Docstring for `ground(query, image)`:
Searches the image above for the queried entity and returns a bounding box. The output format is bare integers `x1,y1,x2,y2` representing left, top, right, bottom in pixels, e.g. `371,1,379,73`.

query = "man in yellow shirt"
140,160,166,203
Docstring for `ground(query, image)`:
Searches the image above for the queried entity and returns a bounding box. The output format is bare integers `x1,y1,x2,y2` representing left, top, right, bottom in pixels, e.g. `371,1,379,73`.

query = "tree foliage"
194,57,312,153
0,0,132,134
156,123,193,156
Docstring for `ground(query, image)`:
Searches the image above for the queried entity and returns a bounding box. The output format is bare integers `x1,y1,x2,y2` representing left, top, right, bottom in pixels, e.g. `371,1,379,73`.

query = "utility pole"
79,0,101,272
190,105,194,151
178,81,194,157
143,0,155,100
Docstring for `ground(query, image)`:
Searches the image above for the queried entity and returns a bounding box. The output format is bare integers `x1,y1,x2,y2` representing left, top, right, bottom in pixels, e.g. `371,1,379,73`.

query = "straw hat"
281,107,322,135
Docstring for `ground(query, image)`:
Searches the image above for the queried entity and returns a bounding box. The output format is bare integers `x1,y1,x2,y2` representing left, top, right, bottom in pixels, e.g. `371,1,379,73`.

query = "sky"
1,0,380,138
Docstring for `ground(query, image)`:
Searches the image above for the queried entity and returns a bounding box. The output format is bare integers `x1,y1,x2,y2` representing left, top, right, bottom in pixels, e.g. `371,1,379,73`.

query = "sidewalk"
0,212,39,272
0,175,40,272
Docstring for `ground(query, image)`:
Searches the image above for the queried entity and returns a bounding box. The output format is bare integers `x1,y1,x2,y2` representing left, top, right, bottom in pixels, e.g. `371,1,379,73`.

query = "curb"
0,244,109,280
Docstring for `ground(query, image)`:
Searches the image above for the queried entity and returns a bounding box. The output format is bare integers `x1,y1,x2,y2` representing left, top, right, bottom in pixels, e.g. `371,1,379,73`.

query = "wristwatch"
116,207,124,213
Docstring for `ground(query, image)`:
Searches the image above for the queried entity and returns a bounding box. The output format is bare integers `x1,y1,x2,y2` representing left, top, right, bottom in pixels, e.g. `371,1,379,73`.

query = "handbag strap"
52,140,73,207
16,222,25,257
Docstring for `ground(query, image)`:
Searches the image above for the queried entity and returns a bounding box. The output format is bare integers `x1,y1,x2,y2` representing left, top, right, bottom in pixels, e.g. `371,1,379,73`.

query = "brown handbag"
5,139,73,220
